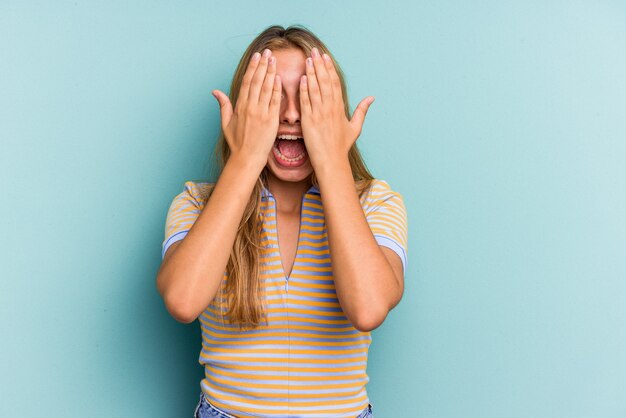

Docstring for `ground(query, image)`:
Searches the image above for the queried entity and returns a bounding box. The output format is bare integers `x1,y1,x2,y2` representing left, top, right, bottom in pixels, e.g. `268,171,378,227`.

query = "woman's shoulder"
358,178,401,197
178,180,216,204
358,178,405,210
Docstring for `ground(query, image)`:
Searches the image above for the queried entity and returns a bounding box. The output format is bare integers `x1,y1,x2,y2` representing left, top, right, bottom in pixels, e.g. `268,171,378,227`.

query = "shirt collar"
261,185,320,199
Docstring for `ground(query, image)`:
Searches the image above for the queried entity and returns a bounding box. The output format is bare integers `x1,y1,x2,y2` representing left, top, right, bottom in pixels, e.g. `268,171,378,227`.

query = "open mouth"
273,135,307,164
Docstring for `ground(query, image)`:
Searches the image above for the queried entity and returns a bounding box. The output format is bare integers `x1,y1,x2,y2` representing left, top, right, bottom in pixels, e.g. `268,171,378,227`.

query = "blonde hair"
201,24,374,330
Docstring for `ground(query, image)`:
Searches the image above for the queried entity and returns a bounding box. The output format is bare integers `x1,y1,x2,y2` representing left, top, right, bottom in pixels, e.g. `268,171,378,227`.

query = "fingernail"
252,52,260,61
263,48,271,57
269,56,275,64
312,47,319,58
306,57,312,67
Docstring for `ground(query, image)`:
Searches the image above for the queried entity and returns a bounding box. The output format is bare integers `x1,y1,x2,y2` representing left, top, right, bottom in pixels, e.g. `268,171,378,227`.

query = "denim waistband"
196,392,372,418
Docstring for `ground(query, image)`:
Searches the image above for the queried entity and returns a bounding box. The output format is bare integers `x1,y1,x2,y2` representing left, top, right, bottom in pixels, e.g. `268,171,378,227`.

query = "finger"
299,75,312,116
350,96,375,134
247,48,271,104
237,52,261,111
212,89,233,131
311,48,332,103
258,55,276,107
322,53,342,103
305,56,322,111
269,75,282,115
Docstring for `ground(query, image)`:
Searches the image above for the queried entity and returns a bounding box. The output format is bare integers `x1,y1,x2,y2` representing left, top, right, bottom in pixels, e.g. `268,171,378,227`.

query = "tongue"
277,138,306,158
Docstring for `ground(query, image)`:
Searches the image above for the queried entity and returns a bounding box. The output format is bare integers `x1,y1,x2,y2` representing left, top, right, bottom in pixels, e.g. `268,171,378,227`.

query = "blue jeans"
194,392,374,418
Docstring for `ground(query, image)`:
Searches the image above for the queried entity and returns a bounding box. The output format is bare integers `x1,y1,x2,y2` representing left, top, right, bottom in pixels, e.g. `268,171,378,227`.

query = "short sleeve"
161,181,207,259
363,179,409,272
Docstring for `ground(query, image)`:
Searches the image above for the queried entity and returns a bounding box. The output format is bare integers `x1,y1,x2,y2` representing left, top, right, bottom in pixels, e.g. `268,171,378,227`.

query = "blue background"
1,1,625,417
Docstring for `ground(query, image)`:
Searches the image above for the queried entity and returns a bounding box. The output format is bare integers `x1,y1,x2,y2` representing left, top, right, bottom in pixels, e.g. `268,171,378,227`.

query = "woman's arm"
298,48,404,331
157,48,281,323
157,155,264,323
316,161,404,332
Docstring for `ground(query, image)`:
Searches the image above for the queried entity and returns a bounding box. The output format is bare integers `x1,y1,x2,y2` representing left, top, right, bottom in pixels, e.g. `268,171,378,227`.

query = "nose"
280,95,300,125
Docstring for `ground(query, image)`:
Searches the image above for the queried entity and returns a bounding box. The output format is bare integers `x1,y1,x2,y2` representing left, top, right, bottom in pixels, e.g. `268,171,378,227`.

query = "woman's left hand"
300,47,375,170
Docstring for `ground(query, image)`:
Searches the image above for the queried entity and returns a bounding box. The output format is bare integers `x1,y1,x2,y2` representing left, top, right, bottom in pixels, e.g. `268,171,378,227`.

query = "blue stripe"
161,230,188,258
374,234,408,271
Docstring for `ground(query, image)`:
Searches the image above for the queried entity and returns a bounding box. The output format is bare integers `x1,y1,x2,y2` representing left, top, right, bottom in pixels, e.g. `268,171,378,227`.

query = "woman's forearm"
315,158,402,332
158,46,280,323
156,154,264,323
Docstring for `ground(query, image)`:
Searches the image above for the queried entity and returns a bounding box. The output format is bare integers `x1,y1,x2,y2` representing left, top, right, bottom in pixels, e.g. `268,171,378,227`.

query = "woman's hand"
299,47,375,171
212,48,282,169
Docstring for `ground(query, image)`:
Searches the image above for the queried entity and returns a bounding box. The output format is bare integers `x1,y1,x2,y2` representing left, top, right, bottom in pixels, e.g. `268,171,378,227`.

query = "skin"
157,46,404,331
265,48,314,204
296,47,404,330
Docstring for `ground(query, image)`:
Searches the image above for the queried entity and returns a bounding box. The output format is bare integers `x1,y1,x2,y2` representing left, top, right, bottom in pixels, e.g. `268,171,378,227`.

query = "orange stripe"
205,364,367,377
204,388,368,409
199,355,368,364
201,328,367,340
201,338,369,348
201,360,368,370
205,374,368,391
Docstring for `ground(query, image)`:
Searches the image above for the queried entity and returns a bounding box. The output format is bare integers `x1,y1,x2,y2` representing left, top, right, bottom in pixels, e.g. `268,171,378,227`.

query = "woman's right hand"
211,48,282,169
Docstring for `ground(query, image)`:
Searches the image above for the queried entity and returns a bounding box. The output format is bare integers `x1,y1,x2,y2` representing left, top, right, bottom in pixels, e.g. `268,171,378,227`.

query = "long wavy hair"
201,24,374,330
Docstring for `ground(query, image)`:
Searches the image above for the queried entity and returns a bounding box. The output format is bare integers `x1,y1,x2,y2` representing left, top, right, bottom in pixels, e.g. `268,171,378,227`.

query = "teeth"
277,134,303,141
273,142,305,161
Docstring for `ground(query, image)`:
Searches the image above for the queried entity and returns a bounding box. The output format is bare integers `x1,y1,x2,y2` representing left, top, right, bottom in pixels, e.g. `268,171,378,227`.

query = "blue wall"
2,1,625,417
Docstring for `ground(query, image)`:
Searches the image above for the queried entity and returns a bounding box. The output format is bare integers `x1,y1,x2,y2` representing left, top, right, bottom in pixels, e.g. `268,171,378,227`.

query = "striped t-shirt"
162,179,408,418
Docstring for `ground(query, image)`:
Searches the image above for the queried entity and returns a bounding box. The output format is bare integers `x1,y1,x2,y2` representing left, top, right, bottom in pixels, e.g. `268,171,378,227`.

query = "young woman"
157,25,408,418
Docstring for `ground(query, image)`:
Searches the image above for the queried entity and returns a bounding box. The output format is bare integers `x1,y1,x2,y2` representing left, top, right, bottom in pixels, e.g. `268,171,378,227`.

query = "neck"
266,174,313,214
